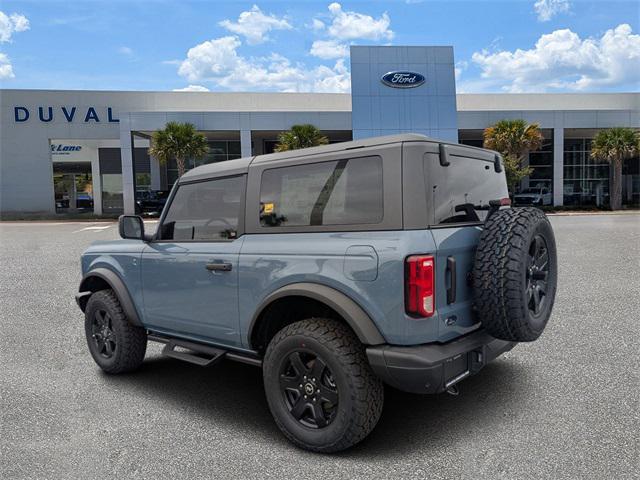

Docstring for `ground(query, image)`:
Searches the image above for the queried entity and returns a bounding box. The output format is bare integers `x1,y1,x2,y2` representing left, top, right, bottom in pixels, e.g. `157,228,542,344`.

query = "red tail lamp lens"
405,255,435,317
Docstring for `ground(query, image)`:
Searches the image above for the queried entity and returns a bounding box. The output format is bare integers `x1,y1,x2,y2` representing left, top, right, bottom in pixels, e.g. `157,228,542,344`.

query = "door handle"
205,262,232,272
446,256,456,304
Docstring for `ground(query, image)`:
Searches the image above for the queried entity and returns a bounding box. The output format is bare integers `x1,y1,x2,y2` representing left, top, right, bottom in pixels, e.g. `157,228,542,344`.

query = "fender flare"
78,268,143,327
248,282,386,347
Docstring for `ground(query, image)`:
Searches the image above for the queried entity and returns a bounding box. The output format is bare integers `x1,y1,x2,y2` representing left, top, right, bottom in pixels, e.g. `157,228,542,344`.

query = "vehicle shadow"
100,352,529,457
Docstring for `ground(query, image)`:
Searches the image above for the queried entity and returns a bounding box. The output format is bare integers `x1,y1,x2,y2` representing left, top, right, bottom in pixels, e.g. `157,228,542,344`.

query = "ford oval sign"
381,71,425,88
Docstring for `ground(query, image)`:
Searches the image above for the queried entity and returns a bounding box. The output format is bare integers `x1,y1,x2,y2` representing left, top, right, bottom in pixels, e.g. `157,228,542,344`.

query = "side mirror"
118,215,145,240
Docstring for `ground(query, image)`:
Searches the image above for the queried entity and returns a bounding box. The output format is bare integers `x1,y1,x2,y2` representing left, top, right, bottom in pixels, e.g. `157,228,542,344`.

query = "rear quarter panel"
238,230,442,347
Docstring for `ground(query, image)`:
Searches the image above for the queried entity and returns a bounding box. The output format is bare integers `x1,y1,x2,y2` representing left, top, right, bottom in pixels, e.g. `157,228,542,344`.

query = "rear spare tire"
473,207,557,342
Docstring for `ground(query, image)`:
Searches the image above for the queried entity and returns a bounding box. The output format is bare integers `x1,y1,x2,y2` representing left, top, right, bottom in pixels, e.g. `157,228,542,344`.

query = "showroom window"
99,148,124,213
563,138,610,207
166,140,241,186
526,131,554,193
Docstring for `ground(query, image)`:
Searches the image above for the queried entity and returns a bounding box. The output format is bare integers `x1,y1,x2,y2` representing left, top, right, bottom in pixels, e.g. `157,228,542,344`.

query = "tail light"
489,197,512,207
405,255,435,317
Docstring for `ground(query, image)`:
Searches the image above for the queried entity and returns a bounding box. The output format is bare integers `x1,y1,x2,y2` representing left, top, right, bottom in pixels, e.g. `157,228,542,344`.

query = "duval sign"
14,106,119,123
381,71,426,88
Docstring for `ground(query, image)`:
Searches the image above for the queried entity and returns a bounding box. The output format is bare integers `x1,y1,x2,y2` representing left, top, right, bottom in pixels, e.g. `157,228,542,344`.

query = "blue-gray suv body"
77,133,557,452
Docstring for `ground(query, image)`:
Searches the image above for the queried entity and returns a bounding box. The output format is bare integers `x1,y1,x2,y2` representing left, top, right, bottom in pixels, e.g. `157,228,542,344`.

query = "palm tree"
274,124,329,152
148,122,209,179
483,119,544,193
590,127,640,210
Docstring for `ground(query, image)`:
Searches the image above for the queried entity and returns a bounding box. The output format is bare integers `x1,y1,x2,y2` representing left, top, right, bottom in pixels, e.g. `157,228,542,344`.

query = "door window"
159,176,244,241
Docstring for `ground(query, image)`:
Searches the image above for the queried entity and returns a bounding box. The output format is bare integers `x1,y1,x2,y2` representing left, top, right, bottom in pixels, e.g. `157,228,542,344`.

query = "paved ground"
1,215,638,479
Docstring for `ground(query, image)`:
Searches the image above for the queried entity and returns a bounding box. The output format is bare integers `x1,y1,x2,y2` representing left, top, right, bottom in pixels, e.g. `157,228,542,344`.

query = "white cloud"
118,46,133,56
312,58,351,93
325,3,393,41
311,18,325,31
471,24,640,92
310,39,349,59
534,0,570,22
0,52,14,79
0,11,29,43
173,85,210,92
454,60,468,81
178,36,243,82
177,35,350,92
308,3,394,59
219,5,291,45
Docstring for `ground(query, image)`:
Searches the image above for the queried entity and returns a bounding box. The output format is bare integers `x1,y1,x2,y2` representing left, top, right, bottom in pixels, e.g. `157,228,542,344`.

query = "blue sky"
0,0,638,93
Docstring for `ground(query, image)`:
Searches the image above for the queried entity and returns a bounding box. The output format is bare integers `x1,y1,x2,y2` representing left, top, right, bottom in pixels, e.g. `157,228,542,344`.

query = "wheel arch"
78,268,143,327
248,283,386,351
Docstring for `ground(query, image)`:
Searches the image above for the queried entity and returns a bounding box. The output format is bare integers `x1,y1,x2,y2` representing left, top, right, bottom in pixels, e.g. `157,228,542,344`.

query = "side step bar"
148,334,262,367
162,339,226,367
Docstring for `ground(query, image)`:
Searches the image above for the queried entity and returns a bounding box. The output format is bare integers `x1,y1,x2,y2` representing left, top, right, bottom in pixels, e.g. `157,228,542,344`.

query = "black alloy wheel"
84,289,147,374
262,318,384,452
91,309,117,359
526,234,550,316
279,351,339,429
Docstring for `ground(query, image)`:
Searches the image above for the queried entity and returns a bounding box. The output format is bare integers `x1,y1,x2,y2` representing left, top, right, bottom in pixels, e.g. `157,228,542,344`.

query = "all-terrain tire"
473,207,557,342
84,289,147,374
263,318,384,453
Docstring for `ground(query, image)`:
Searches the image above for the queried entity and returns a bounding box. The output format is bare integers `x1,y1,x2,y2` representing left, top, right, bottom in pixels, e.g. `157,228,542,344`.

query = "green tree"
148,122,209,178
483,119,544,193
275,124,329,152
590,127,640,210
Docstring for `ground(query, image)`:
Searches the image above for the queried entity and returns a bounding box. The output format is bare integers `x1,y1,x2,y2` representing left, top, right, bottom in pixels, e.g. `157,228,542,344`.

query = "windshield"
520,188,541,194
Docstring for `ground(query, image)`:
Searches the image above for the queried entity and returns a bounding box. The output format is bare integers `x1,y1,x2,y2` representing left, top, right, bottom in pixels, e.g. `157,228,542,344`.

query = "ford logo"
381,71,425,88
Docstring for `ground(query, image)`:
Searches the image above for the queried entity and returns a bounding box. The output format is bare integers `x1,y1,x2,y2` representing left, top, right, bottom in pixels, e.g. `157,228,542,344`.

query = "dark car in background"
135,190,170,215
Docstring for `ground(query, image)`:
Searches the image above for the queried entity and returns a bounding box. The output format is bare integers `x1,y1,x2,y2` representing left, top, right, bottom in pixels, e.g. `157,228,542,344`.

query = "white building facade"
1,46,638,216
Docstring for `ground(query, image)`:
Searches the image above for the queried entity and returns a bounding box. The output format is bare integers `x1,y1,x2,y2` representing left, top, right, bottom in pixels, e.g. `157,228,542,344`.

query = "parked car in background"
135,190,170,215
513,186,552,206
55,192,93,210
76,193,94,210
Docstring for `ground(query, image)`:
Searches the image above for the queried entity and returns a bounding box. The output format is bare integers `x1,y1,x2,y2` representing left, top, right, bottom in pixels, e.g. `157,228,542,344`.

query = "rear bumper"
366,330,516,394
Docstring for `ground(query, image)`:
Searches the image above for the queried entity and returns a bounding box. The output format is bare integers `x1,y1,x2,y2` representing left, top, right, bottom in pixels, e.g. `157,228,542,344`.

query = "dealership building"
1,46,638,216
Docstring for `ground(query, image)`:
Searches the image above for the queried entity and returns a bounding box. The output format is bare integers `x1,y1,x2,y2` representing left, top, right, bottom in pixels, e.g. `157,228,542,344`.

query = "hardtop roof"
179,133,496,183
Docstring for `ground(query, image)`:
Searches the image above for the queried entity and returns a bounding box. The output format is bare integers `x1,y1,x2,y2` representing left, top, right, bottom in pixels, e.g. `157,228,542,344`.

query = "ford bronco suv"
76,134,557,452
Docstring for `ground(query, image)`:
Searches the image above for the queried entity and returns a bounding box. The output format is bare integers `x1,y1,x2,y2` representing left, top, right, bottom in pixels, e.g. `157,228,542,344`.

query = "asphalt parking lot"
1,214,638,479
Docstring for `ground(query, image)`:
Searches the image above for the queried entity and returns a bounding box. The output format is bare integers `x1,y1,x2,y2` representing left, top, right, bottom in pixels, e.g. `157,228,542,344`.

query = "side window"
259,156,383,227
159,176,243,241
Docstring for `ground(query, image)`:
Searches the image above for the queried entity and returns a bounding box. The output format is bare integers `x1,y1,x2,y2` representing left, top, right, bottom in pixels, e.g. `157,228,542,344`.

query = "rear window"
426,149,508,225
259,156,383,227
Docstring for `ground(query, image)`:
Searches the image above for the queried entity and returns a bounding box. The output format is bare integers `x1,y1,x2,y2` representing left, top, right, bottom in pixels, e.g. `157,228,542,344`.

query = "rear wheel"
263,318,383,453
473,207,558,342
84,290,147,374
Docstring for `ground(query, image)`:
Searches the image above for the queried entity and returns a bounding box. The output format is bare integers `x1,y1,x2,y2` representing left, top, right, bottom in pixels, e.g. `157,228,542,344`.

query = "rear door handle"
205,262,232,272
446,256,456,304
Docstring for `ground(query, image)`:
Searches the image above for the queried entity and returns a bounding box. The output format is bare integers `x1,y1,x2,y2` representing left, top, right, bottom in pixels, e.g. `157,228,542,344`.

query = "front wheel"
84,289,147,374
263,318,384,453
